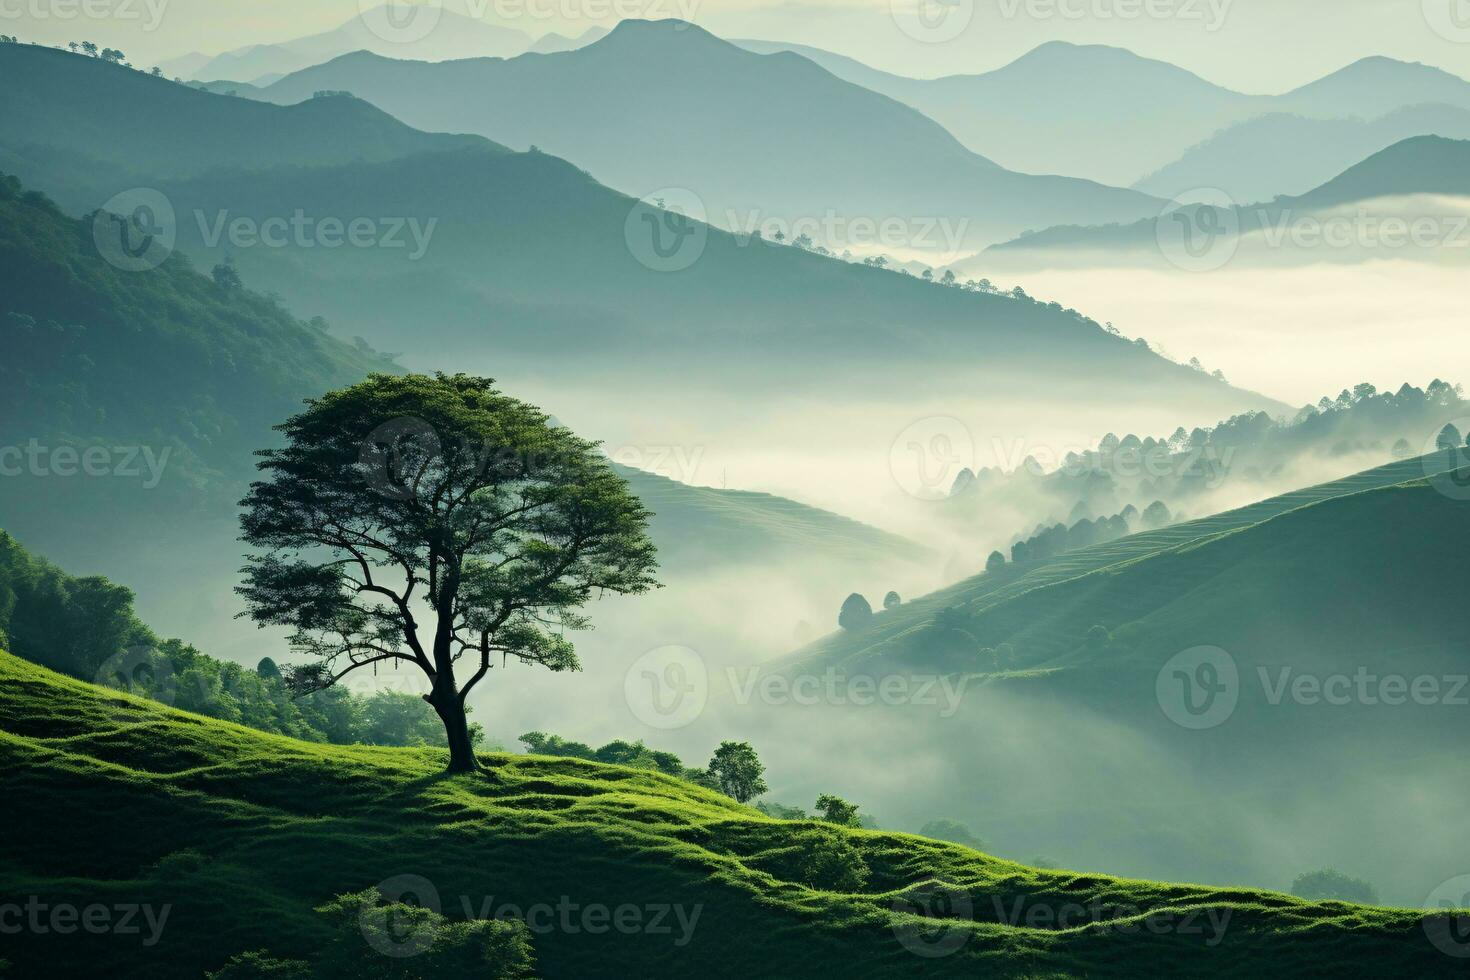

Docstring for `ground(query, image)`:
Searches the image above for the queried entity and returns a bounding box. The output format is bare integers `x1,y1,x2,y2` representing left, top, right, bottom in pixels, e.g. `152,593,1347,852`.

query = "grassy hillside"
1,650,1459,978
789,452,1464,671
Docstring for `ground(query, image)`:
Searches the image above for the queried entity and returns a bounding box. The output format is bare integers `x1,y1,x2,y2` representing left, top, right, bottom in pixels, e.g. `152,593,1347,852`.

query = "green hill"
0,650,1460,978
615,465,928,571
786,452,1466,672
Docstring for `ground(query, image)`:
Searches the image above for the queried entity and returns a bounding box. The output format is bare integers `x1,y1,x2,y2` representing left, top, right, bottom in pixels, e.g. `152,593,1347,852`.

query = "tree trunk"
428,685,478,773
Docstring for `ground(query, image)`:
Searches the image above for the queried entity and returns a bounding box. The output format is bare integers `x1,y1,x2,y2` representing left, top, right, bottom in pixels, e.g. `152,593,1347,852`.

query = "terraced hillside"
0,652,1462,978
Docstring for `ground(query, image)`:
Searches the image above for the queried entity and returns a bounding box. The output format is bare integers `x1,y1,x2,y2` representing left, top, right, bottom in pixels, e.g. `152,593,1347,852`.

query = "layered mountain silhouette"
161,6,533,84
737,39,1470,190
991,135,1470,259
0,43,1274,426
244,20,1165,253
1135,104,1470,204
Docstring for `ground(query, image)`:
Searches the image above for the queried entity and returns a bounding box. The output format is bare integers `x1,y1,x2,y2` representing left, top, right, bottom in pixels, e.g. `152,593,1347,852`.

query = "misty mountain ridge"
243,19,1166,254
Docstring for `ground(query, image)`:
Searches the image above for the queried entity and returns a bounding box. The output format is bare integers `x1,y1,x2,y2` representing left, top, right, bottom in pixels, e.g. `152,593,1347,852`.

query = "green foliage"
706,741,767,803
0,527,471,750
918,819,986,851
315,889,536,979
1291,869,1379,905
882,590,901,609
206,951,313,980
238,372,660,771
815,793,862,828
794,829,871,892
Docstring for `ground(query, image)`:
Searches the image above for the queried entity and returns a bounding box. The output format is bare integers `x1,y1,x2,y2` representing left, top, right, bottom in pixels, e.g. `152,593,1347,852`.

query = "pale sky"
7,0,1470,93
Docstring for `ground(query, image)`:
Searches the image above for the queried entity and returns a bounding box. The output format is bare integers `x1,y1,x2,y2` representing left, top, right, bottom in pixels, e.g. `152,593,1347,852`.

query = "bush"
796,830,871,891
1290,869,1378,905
838,593,873,630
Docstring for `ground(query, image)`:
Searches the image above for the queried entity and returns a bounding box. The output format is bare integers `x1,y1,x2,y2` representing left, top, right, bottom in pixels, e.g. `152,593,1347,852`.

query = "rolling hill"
246,20,1165,253
736,40,1470,190
1,649,1461,978
784,452,1469,673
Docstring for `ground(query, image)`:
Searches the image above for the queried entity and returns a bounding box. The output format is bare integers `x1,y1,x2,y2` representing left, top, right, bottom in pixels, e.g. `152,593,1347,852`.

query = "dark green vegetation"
3,650,1464,978
236,373,659,772
0,527,482,750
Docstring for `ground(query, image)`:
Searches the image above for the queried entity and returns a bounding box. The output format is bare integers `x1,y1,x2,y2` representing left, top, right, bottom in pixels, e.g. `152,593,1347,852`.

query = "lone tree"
236,374,659,772
707,741,767,803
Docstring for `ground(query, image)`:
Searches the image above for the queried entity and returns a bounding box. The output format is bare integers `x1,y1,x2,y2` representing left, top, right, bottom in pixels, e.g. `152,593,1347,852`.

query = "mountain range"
736,39,1470,194
243,20,1167,254
0,42,1269,422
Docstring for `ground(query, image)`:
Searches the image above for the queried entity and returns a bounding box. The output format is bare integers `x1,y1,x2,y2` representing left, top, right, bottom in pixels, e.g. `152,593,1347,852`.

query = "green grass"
1,651,1462,977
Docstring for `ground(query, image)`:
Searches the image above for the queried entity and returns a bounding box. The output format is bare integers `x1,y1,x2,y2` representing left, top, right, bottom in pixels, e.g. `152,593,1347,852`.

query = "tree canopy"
237,373,659,771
